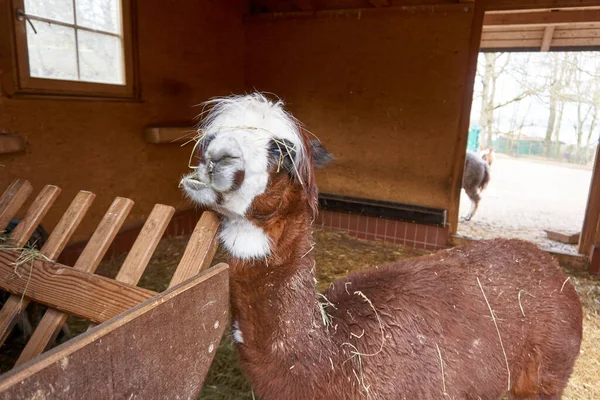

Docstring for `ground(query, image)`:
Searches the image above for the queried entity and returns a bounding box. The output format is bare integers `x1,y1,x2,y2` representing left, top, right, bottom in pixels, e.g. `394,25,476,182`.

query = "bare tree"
477,52,534,148
543,53,571,157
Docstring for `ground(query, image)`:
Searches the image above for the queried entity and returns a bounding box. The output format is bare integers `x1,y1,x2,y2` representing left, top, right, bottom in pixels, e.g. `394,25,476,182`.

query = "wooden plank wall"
245,4,477,219
0,0,245,242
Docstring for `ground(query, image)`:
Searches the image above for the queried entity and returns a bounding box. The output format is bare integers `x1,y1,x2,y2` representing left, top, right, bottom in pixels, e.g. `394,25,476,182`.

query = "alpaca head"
181,93,332,258
482,148,494,167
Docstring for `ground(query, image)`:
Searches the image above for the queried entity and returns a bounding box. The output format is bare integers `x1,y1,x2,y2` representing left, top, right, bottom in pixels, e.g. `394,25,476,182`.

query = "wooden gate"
0,179,228,399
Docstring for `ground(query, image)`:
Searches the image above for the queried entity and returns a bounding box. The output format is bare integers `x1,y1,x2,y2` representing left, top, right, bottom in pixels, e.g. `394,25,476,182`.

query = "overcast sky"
470,52,600,147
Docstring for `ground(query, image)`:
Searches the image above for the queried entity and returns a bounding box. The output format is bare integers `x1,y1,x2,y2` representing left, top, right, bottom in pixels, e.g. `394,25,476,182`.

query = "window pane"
27,22,78,81
78,30,124,84
25,0,74,24
76,0,121,34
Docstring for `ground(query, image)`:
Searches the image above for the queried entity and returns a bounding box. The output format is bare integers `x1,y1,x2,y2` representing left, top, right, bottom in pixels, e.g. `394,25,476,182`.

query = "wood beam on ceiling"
294,0,314,11
481,37,600,49
540,25,555,51
484,9,600,27
368,0,390,7
486,1,600,12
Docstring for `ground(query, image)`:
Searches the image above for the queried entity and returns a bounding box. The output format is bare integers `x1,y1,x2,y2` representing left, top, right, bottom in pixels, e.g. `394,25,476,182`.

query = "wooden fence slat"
0,264,229,400
72,197,134,273
36,191,96,259
0,179,32,231
6,185,61,248
0,185,61,346
14,192,96,365
168,211,220,288
84,204,174,333
0,250,156,324
116,204,174,284
11,196,132,364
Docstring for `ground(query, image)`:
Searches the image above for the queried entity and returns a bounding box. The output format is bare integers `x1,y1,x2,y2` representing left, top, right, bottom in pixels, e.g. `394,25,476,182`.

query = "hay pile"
564,272,600,399
0,228,597,399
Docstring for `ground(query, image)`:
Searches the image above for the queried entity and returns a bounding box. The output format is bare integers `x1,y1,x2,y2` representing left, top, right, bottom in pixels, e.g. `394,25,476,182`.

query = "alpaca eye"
213,156,237,164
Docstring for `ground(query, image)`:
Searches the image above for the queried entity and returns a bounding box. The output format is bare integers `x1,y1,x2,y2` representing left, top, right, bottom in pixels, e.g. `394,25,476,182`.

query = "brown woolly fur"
228,149,581,400
230,224,582,399
228,163,582,399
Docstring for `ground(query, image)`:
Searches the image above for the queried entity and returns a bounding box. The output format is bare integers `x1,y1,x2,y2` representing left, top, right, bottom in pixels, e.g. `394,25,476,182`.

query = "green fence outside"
466,126,480,152
491,137,566,157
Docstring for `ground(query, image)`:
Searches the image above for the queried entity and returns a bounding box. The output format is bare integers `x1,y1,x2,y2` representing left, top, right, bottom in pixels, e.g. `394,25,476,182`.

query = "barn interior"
1,1,600,397
2,0,600,275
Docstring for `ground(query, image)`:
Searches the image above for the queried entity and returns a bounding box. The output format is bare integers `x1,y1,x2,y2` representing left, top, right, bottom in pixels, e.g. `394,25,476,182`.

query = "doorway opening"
458,9,600,255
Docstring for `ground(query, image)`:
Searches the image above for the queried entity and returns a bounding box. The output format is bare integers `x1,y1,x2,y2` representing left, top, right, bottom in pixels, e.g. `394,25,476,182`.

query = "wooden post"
579,143,600,255
448,4,485,235
540,25,555,51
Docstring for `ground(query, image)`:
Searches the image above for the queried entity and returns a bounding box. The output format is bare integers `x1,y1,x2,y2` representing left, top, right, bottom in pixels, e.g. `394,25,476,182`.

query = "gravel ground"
458,153,594,254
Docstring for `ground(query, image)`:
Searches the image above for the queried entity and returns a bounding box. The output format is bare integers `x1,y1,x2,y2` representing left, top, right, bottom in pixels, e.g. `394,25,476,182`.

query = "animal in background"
480,147,495,166
462,150,492,221
181,94,582,400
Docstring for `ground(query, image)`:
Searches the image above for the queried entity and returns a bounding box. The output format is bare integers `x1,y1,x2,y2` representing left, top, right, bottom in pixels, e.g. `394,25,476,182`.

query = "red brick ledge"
57,208,450,266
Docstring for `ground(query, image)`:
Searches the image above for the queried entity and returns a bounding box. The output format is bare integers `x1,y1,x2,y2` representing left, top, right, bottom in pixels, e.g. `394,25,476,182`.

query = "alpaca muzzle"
181,173,208,191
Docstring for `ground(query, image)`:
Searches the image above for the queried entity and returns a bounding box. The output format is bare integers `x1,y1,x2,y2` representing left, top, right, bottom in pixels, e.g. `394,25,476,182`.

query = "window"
8,0,135,98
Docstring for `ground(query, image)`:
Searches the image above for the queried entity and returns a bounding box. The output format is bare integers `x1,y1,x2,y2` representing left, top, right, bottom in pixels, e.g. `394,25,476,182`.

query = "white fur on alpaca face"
181,94,306,260
183,131,272,218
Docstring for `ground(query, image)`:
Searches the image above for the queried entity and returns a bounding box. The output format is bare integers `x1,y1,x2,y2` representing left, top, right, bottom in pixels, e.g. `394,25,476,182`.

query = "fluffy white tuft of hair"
232,320,244,344
219,218,272,260
199,93,306,170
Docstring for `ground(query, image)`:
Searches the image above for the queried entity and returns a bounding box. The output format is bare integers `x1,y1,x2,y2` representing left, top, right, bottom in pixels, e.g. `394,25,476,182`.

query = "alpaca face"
180,94,332,259
181,94,308,218
181,129,271,218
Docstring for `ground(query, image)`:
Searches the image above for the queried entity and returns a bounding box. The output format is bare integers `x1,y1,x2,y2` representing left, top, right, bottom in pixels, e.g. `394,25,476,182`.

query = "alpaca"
481,147,495,166
462,150,491,221
181,94,582,400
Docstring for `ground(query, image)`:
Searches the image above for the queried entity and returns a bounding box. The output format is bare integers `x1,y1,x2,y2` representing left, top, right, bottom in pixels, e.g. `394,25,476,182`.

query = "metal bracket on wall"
318,193,447,227
0,134,26,154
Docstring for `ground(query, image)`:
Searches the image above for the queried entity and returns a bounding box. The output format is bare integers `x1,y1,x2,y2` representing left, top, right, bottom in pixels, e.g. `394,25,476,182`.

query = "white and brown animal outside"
181,93,582,399
462,149,493,221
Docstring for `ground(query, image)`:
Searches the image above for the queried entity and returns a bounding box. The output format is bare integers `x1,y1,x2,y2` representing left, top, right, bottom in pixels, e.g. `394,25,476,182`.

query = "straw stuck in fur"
477,277,511,391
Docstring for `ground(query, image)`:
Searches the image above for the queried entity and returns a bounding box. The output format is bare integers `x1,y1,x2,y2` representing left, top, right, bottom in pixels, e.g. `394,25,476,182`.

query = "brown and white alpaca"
181,94,582,400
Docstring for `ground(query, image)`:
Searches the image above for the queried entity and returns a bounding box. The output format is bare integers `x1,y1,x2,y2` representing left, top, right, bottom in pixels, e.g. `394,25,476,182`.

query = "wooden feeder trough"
0,179,228,399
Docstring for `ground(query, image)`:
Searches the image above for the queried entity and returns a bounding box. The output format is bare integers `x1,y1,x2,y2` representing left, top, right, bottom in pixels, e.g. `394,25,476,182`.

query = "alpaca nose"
181,171,208,191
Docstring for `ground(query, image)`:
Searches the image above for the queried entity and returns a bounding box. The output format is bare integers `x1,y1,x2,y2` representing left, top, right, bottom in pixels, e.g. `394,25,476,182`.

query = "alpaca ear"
310,140,333,168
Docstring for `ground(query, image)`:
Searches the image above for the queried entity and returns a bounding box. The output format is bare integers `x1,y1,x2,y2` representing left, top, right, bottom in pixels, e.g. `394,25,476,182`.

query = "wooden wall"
0,0,245,240
245,4,477,212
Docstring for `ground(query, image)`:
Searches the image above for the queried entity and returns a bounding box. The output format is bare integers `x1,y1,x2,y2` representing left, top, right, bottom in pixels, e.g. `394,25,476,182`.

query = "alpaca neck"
225,212,332,371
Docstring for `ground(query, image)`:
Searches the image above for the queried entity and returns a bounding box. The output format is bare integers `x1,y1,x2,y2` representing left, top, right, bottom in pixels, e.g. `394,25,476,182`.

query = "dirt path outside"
458,153,594,254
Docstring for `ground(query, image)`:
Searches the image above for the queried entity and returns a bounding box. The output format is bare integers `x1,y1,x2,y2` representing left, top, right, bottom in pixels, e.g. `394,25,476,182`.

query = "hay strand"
517,290,535,317
0,242,52,310
339,290,387,398
561,277,571,293
477,277,511,392
436,343,447,396
317,293,337,329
